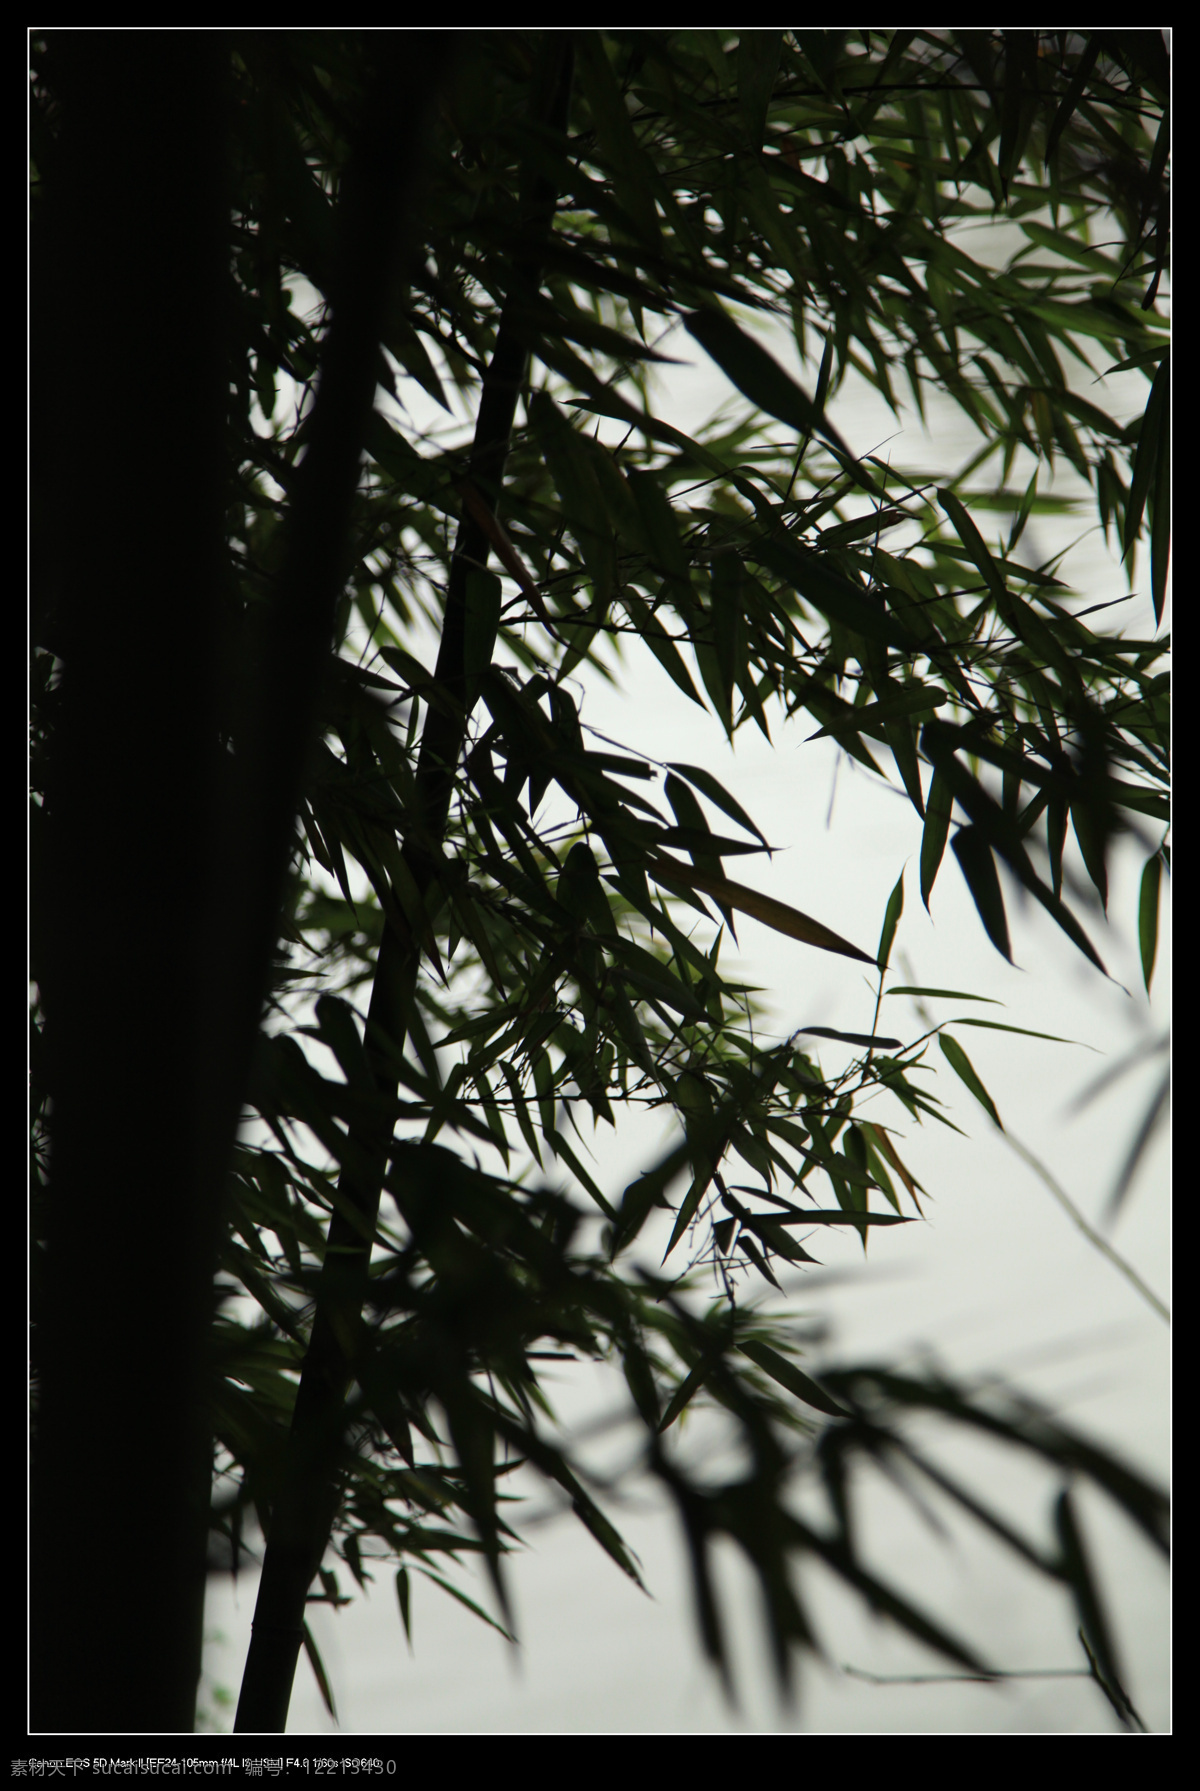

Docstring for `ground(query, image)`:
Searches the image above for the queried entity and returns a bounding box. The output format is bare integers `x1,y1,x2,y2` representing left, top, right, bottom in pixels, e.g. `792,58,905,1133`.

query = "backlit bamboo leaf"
786,1210,913,1229
884,987,1003,1004
737,30,784,151
948,1018,1083,1046
1138,850,1163,994
951,827,1012,965
665,1172,716,1260
740,1214,822,1267
807,684,947,740
754,533,916,650
859,1121,926,1206
684,306,860,469
1122,353,1169,565
625,464,694,589
738,1338,849,1418
667,762,769,846
939,1033,1003,1130
611,1140,692,1257
920,764,954,911
395,1567,413,1649
574,34,663,247
569,1493,646,1589
301,1621,337,1723
1070,798,1109,913
646,854,876,963
658,1356,715,1433
876,869,905,972
546,1127,616,1219
387,312,450,413
416,1569,517,1645
1150,388,1170,628
500,1062,543,1169
1044,35,1101,164
735,1232,783,1290
620,589,708,709
1055,1489,1123,1701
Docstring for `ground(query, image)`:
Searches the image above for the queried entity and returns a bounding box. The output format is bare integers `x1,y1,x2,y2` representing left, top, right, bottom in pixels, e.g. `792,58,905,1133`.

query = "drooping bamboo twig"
234,40,576,1733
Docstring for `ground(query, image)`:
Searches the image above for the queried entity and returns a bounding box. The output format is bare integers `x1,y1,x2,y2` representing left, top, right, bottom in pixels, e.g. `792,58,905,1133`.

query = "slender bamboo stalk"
234,39,575,1733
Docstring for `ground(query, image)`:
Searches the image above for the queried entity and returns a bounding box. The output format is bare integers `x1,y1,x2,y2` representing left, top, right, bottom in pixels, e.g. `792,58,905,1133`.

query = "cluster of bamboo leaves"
31,29,1169,1716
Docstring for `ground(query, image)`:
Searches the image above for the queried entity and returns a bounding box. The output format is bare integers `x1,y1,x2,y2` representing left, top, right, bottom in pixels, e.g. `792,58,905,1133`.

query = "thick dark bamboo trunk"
30,35,232,1734
233,40,575,1734
30,31,450,1732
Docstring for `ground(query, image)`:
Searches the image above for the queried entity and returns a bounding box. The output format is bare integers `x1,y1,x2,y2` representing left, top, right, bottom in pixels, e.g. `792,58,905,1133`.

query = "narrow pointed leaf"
787,1210,913,1228
876,869,905,971
417,1570,517,1644
807,685,946,739
666,763,768,845
395,1567,413,1649
659,1356,716,1433
685,306,859,467
885,987,1003,1004
301,1621,338,1723
612,1140,692,1256
646,854,875,963
951,827,1012,964
1138,850,1163,994
799,1026,902,1049
920,765,954,910
949,1018,1084,1045
738,1339,849,1418
939,1034,1003,1129
736,1231,783,1289
1055,1490,1123,1699
1122,353,1169,564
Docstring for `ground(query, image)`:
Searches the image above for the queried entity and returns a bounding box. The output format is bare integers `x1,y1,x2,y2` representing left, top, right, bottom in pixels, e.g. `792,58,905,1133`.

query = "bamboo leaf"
684,307,858,467
736,1231,783,1289
807,686,947,739
951,827,1012,964
666,763,769,845
301,1621,338,1723
920,765,954,911
659,1356,716,1433
754,533,916,650
947,1018,1085,1046
1055,1490,1123,1701
786,1210,914,1229
416,1569,517,1644
395,1567,413,1649
737,30,784,151
738,1338,849,1418
1149,381,1171,628
646,854,875,963
620,588,708,709
612,1140,692,1257
876,869,905,972
800,1026,902,1049
939,1033,1003,1130
1138,850,1163,994
885,987,1003,1004
1123,352,1169,568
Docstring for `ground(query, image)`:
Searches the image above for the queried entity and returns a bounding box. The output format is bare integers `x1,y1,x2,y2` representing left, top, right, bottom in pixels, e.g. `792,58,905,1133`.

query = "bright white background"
202,200,1170,1734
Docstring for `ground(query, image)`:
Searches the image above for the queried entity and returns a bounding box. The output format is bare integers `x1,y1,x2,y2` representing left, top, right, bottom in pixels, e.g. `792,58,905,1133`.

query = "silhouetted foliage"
30,29,1168,1733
